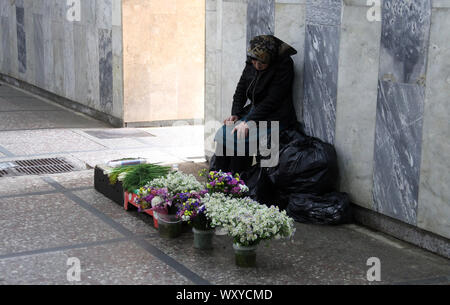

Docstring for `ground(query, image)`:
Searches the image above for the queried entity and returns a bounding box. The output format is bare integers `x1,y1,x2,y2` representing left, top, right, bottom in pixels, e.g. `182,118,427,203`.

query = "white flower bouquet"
203,193,296,247
145,171,204,196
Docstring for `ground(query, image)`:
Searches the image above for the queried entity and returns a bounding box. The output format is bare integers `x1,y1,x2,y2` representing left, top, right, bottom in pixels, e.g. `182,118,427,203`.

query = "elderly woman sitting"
211,35,298,174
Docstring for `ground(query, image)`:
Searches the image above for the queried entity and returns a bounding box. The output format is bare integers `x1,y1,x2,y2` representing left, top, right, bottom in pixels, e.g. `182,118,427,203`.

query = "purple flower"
232,187,241,193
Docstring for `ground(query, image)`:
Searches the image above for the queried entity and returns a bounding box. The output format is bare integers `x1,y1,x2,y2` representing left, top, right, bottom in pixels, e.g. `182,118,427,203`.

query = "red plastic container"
124,191,158,228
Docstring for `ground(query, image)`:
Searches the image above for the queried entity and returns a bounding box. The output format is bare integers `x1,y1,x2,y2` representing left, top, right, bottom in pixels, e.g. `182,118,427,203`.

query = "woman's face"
251,59,269,71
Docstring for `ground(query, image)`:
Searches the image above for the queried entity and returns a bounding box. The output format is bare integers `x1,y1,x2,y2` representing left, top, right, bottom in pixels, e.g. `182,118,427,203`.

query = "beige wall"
122,0,205,124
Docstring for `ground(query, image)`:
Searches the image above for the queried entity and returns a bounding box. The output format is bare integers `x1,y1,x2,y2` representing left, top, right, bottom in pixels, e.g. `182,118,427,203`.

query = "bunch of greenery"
108,165,139,185
108,163,171,192
122,164,171,192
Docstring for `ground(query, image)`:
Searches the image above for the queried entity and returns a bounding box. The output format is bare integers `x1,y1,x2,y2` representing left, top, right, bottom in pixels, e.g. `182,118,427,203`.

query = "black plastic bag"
240,165,282,208
265,125,339,195
286,192,352,225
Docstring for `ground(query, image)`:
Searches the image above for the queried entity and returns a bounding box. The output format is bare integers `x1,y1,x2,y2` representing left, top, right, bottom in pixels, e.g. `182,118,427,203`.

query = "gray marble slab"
0,0,9,17
43,13,54,93
334,2,382,210
81,0,97,25
378,0,431,85
417,8,450,239
51,21,65,97
306,0,342,26
50,0,66,22
16,6,26,74
302,24,340,144
1,16,11,73
15,0,24,9
221,1,247,121
33,13,45,88
275,2,306,121
96,0,112,30
63,21,75,100
86,25,100,107
23,0,33,84
247,0,275,46
373,81,425,225
74,24,88,104
98,28,113,113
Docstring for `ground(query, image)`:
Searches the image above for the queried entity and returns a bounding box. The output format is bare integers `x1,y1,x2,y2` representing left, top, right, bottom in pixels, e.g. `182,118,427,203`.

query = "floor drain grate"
14,158,75,175
0,169,7,177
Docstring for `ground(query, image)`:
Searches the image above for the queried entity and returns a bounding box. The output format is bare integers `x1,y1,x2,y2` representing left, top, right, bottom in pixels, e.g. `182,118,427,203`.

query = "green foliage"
121,164,171,192
108,165,139,185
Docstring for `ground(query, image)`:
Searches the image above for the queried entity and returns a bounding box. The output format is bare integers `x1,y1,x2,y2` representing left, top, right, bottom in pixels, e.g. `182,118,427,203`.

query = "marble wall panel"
112,0,121,26
247,0,275,45
221,1,247,121
303,24,339,144
334,2,381,209
373,0,431,225
378,0,431,85
16,6,26,74
23,0,34,84
112,25,123,119
275,2,306,121
1,17,11,74
43,13,54,93
0,1,7,17
74,24,88,104
50,0,66,22
305,0,341,26
86,25,100,108
97,0,112,29
51,21,65,97
9,1,18,78
63,21,76,100
417,7,450,239
33,13,45,88
373,81,425,225
81,0,97,25
98,28,113,114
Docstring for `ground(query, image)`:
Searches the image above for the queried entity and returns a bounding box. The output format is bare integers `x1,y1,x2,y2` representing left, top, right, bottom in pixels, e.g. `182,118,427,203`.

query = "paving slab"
144,222,450,285
0,241,192,285
140,126,204,148
0,193,123,255
70,149,185,168
0,175,56,197
0,129,107,156
73,188,158,236
44,170,95,189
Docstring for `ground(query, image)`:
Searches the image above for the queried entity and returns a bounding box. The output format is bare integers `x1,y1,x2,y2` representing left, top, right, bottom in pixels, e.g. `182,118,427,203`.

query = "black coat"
231,54,297,127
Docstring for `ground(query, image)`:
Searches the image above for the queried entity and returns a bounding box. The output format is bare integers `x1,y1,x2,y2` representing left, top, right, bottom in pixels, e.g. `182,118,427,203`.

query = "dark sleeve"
245,57,294,122
231,63,251,118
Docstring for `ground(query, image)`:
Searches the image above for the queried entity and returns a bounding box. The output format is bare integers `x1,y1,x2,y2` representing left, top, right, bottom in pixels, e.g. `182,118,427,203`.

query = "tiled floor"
0,82,449,285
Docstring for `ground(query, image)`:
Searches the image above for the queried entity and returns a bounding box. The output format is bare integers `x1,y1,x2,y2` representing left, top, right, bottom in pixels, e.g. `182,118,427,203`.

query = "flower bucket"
155,212,182,238
233,243,257,268
193,227,214,250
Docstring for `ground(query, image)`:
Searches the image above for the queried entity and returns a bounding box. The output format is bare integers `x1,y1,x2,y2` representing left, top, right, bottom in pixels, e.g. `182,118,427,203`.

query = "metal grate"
0,169,7,177
14,158,75,175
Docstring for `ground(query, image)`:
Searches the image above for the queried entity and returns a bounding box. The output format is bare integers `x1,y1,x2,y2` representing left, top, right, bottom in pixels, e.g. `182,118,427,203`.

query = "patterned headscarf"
247,35,279,65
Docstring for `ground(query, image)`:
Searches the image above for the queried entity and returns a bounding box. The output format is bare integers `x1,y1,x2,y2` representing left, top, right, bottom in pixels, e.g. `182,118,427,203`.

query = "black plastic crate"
94,165,124,206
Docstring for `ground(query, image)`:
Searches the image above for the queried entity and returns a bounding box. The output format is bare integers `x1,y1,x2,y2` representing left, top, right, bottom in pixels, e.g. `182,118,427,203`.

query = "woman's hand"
231,121,249,140
223,115,239,125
